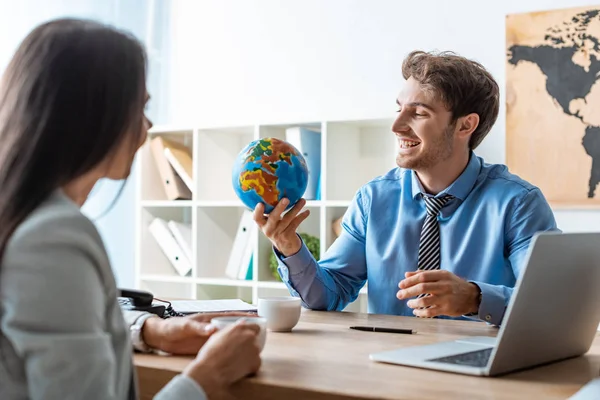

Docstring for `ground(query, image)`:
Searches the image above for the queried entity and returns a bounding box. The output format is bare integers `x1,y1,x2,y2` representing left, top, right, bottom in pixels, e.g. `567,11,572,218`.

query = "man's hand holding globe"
253,197,310,257
231,137,312,257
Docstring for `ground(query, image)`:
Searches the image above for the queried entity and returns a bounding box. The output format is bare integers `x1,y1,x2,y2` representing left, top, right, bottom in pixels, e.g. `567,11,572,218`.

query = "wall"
0,1,114,70
164,0,600,236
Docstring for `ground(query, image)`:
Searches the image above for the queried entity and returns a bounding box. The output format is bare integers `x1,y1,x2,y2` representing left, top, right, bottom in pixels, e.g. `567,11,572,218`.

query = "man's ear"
456,113,479,140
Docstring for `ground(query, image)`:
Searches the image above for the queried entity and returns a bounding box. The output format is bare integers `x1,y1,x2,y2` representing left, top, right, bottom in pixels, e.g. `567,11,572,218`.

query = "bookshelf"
134,118,396,312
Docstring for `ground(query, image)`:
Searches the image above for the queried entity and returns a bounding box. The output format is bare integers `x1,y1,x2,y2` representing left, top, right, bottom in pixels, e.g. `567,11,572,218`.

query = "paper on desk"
170,299,257,314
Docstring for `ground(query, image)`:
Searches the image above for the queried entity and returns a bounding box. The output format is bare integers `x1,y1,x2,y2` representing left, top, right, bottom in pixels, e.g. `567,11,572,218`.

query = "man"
253,50,557,326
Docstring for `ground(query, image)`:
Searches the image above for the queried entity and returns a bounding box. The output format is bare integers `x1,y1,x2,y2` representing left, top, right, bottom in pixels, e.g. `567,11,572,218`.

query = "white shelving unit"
134,118,396,312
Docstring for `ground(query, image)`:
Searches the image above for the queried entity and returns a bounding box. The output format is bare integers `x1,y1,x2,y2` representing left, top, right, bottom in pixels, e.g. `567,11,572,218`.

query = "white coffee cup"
210,316,267,352
257,297,302,332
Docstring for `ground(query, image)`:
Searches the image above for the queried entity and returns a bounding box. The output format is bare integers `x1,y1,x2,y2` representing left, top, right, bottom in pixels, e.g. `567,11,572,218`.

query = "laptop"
370,232,600,376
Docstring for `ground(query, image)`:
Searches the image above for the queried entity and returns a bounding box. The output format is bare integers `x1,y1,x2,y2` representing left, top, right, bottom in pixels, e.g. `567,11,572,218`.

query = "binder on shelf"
225,210,255,279
148,217,192,277
315,174,321,201
150,136,192,201
244,255,254,281
167,220,193,263
164,146,193,193
237,228,256,280
285,127,322,200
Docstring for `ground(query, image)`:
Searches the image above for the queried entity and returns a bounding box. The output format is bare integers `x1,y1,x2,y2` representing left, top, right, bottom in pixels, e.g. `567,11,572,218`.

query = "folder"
332,216,343,238
237,227,256,280
170,299,257,314
150,136,192,200
225,210,255,279
164,146,193,193
167,220,193,264
285,127,322,200
148,217,192,276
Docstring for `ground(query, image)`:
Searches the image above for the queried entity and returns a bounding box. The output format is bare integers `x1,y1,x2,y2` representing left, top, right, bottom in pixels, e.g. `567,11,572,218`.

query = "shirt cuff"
469,281,508,326
274,241,314,277
122,309,151,328
154,374,207,400
131,312,158,353
274,243,314,300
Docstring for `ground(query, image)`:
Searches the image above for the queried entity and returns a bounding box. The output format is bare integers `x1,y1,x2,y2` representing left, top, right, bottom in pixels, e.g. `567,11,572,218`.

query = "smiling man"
254,50,558,326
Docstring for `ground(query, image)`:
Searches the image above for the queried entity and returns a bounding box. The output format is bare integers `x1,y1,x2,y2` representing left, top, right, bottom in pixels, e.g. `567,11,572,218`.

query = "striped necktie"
417,194,453,271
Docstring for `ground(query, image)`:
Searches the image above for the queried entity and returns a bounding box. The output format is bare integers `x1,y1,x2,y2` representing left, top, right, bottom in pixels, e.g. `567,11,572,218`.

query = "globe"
232,137,309,214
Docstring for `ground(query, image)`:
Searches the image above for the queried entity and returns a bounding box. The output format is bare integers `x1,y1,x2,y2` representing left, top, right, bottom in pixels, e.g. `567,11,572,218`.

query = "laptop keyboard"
428,348,493,367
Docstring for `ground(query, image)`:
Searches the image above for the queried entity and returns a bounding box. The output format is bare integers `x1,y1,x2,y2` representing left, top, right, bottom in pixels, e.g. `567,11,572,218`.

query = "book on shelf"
164,146,193,193
225,210,255,280
332,216,343,238
149,136,192,200
167,220,193,263
285,126,322,200
148,217,192,277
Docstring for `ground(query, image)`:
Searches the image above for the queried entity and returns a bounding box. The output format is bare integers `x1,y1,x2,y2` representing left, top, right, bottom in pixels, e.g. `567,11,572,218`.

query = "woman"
0,18,261,399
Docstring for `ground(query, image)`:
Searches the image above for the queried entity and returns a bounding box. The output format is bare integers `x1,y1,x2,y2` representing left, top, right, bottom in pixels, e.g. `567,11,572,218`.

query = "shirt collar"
411,152,481,201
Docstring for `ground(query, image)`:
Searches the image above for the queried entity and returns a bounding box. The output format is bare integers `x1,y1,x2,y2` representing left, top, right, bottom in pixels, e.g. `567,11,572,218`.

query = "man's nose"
392,112,410,133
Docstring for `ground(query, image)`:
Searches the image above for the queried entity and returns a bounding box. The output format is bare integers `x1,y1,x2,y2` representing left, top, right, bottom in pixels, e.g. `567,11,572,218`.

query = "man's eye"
396,108,402,113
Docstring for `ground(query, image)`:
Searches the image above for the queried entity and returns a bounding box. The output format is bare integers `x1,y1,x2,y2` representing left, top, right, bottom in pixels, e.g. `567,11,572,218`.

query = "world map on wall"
506,7,600,206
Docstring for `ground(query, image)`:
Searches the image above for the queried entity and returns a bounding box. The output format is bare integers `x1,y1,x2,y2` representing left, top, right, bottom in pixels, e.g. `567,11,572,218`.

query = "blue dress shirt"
276,153,558,326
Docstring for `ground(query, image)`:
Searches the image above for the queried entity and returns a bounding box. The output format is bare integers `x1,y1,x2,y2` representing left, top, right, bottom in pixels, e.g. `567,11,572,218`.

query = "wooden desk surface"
135,310,600,399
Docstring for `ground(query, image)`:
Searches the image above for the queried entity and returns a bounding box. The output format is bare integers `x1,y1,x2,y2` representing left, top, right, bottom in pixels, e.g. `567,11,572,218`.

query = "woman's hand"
254,198,309,257
142,312,256,355
184,321,262,398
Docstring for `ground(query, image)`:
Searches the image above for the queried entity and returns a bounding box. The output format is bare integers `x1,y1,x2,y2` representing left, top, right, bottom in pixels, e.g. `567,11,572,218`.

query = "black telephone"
118,288,183,318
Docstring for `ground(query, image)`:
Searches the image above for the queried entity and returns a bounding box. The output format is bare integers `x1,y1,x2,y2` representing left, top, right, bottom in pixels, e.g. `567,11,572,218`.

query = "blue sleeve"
471,188,558,326
275,190,368,311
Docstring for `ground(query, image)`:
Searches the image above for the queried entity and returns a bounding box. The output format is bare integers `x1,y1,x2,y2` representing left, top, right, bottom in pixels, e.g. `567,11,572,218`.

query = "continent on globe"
506,7,600,201
232,137,309,213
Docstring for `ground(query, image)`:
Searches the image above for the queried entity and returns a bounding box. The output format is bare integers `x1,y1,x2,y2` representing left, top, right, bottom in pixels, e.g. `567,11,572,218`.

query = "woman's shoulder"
2,190,116,301
8,191,102,249
4,191,110,278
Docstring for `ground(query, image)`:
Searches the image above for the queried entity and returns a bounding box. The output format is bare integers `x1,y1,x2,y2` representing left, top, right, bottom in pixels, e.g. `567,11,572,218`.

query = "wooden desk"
135,310,600,399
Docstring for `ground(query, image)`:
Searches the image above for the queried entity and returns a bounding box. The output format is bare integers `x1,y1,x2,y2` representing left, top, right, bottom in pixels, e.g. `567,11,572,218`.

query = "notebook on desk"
170,299,257,314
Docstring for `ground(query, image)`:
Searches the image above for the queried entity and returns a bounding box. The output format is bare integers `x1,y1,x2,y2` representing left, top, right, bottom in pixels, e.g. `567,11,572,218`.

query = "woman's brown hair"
0,18,147,262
